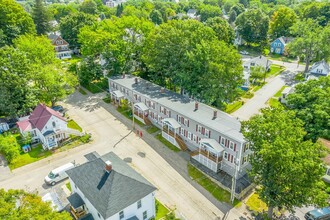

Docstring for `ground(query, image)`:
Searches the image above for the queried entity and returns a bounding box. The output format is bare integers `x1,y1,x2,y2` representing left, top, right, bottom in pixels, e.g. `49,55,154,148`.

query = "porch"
67,193,87,220
162,118,187,151
133,102,150,125
42,131,58,149
191,138,224,172
110,90,124,106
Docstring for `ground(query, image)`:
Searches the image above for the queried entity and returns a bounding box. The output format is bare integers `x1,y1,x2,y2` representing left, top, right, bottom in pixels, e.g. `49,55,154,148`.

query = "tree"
288,19,330,73
59,12,96,48
0,46,37,117
48,3,78,22
250,66,266,84
229,3,245,16
239,0,249,8
269,6,297,39
78,56,103,85
235,9,269,45
150,9,163,25
0,189,72,219
242,108,328,219
79,0,98,15
287,76,330,141
205,17,234,44
299,2,330,27
32,0,51,35
116,3,124,17
0,0,35,45
228,10,237,23
0,134,20,163
198,4,222,22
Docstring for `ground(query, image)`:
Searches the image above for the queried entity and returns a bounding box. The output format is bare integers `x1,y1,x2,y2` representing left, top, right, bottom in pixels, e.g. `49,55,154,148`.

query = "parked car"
239,50,249,55
51,105,64,113
44,162,75,186
305,207,330,220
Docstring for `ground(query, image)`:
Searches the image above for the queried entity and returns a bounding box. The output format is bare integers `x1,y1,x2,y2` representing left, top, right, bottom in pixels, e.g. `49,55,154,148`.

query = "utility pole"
230,151,239,204
131,97,135,130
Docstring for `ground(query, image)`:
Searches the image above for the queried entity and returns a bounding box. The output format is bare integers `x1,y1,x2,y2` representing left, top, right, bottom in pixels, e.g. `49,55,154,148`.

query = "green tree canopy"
0,189,72,219
0,0,36,46
0,133,20,163
228,9,237,23
235,9,269,45
242,108,328,218
79,0,98,15
59,12,96,48
269,6,297,39
198,4,222,22
288,19,330,72
48,3,78,22
287,76,330,141
150,9,163,25
143,19,243,108
32,0,51,35
229,3,245,16
299,2,330,27
205,17,235,44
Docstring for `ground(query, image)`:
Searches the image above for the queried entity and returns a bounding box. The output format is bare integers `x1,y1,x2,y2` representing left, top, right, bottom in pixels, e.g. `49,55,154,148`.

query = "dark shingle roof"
127,216,139,220
84,151,100,161
66,152,156,219
67,193,85,209
79,213,94,220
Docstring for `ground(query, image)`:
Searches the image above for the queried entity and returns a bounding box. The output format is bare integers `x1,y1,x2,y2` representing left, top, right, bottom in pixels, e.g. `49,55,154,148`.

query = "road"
0,92,225,220
232,59,305,121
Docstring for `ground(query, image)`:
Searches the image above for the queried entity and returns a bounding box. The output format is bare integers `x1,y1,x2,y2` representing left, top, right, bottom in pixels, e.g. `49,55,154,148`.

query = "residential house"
16,104,82,150
66,151,156,220
109,75,252,178
104,0,126,7
279,86,294,104
242,56,272,88
306,60,330,80
48,33,72,59
0,118,9,133
187,9,200,20
270,36,293,55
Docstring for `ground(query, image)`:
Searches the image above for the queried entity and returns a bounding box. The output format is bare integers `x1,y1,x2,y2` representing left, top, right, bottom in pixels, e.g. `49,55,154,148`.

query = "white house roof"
134,102,148,111
282,87,293,95
309,60,330,76
110,75,245,142
200,138,224,153
163,118,181,129
111,90,124,98
243,56,272,69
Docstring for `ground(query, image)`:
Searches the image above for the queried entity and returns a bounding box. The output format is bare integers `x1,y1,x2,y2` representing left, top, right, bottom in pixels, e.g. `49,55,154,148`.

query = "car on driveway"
52,105,64,113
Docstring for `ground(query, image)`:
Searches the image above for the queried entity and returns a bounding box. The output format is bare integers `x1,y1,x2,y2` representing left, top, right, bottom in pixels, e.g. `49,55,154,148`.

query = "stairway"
144,117,152,126
175,135,188,151
190,150,199,157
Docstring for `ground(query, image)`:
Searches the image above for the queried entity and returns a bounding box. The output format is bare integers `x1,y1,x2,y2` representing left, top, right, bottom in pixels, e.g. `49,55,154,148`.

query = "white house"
307,60,330,80
279,86,294,104
0,118,9,133
242,56,272,88
66,151,157,220
48,34,72,59
16,104,82,150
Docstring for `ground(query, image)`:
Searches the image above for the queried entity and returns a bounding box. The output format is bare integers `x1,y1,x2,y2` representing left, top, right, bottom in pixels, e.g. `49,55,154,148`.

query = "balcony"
190,148,222,163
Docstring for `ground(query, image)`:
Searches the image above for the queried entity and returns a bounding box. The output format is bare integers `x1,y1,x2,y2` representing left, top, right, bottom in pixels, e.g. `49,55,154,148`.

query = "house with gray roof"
109,75,252,178
66,151,156,220
307,60,330,80
242,56,272,88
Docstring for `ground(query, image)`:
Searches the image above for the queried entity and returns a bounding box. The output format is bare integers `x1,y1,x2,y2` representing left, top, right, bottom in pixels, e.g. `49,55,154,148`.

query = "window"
221,137,225,146
143,211,147,220
229,142,234,150
205,129,209,137
119,211,124,219
160,106,164,114
184,119,188,126
52,121,56,127
251,62,255,66
180,128,184,136
224,152,228,160
188,132,192,140
193,134,196,142
137,200,142,209
197,125,202,133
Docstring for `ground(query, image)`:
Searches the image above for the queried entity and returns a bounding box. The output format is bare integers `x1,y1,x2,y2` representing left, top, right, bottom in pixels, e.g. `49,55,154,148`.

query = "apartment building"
109,75,252,178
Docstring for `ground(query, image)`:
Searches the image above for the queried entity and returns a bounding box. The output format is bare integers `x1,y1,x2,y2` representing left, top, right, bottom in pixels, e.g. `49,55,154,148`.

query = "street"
0,91,225,220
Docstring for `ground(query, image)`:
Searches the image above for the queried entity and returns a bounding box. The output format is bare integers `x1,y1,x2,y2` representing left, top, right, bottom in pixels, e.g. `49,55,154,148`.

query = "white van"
44,162,75,186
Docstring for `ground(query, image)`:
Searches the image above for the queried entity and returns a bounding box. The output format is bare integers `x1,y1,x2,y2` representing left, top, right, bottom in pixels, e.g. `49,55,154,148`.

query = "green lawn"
267,54,296,63
156,200,170,220
66,182,72,192
155,134,180,152
274,86,287,98
83,79,108,94
268,97,281,108
103,97,111,103
246,193,267,213
266,64,285,77
188,164,240,205
9,145,52,170
225,101,244,113
67,120,82,132
242,91,254,99
116,107,145,127
146,125,160,134
78,87,87,95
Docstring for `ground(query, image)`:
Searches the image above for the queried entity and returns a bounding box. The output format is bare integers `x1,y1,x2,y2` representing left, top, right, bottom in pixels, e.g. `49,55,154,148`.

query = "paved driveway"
0,92,224,220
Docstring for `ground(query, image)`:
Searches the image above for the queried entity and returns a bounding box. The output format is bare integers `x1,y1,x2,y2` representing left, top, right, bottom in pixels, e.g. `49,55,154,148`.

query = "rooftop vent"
105,160,112,173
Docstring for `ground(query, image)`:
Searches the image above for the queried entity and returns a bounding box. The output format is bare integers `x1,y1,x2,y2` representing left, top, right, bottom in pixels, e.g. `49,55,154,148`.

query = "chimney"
134,78,138,84
213,110,217,120
122,74,125,78
195,102,198,111
160,87,165,93
105,161,112,173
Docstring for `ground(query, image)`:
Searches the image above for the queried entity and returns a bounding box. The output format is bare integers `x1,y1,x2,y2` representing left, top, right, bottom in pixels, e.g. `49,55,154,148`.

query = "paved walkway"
0,155,12,181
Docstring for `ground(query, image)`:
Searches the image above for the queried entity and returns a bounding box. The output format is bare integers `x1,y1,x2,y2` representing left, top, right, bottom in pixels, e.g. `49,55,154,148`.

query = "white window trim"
224,152,228,160
205,129,209,137
188,132,191,140
193,134,196,142
221,137,225,145
180,128,184,135
229,141,234,150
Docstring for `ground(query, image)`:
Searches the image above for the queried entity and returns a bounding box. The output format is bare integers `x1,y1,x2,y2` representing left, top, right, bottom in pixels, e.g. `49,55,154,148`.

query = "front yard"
266,64,285,78
225,101,244,114
246,192,268,214
83,78,108,94
68,120,83,132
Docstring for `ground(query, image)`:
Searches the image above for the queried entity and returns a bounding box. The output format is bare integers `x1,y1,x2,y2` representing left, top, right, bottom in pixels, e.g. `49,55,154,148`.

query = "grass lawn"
266,64,285,77
242,91,254,99
251,82,266,92
267,54,296,63
117,106,145,127
9,145,52,170
67,120,83,132
246,193,267,214
268,98,281,108
156,199,170,220
78,87,87,95
225,101,244,113
146,125,160,134
188,164,240,206
83,79,108,94
274,86,287,98
66,182,72,192
103,97,111,103
155,134,180,152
